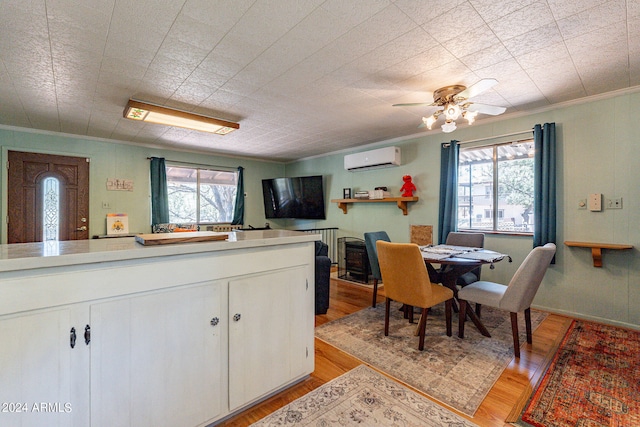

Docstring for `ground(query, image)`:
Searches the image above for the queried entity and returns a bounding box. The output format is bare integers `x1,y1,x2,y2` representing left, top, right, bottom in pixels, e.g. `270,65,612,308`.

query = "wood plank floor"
219,276,573,426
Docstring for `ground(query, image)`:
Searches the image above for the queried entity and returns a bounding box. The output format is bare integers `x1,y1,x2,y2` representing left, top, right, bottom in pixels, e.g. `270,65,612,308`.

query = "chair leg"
409,305,414,324
475,303,482,318
384,298,391,336
525,307,532,344
510,312,520,358
417,307,428,350
445,299,452,337
458,299,467,338
372,278,378,308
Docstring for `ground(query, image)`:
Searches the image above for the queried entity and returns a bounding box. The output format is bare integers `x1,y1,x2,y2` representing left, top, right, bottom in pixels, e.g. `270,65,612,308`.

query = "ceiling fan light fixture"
393,79,504,133
422,114,438,130
441,120,457,133
123,100,239,135
463,110,478,125
444,103,462,121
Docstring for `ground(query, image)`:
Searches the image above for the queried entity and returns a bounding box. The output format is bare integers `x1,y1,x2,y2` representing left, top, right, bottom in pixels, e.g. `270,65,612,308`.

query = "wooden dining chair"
376,241,454,351
457,243,556,358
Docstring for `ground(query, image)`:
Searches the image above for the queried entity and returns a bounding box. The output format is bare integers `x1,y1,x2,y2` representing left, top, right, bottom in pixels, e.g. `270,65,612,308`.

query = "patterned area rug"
251,365,478,426
315,302,547,417
520,320,640,427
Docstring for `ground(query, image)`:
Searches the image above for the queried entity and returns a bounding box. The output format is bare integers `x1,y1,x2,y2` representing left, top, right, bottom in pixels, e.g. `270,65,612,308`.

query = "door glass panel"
43,177,60,241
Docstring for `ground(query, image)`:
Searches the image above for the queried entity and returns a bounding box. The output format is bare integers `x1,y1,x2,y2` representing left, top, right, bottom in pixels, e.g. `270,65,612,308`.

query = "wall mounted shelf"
564,241,633,267
330,197,419,216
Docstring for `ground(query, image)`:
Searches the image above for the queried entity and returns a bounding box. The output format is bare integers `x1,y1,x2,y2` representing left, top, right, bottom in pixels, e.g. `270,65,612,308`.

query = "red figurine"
400,175,416,197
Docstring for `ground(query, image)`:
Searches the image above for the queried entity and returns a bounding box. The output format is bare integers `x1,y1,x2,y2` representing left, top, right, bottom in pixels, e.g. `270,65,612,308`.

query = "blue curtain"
231,166,245,225
438,141,459,244
533,123,556,252
150,157,169,225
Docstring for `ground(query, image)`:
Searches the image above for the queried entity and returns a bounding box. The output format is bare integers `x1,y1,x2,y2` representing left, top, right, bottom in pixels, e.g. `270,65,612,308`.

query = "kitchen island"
0,230,318,427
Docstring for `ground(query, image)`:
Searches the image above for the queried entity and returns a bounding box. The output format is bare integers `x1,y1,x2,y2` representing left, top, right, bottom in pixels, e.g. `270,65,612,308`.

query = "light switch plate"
589,193,602,211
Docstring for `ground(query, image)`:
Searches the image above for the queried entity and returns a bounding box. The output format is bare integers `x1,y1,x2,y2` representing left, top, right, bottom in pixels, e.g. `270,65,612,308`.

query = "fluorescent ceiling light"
124,100,239,135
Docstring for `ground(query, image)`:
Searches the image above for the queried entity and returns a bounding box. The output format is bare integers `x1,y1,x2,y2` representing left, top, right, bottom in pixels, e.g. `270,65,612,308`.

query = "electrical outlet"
588,193,602,211
606,197,623,209
102,201,111,209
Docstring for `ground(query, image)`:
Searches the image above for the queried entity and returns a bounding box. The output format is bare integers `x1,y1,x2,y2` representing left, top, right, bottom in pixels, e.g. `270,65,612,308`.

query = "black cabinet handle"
84,325,91,345
70,327,77,348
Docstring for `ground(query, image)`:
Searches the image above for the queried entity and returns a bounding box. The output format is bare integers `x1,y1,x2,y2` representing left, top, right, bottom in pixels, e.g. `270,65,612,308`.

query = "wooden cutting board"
135,231,229,246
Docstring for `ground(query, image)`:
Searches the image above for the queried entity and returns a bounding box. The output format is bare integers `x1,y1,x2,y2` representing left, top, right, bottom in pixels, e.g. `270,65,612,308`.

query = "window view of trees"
457,140,535,233
166,166,238,224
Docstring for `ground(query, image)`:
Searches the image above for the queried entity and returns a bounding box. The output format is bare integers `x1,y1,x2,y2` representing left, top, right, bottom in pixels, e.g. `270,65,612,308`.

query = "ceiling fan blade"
392,102,434,107
467,103,506,115
457,78,498,99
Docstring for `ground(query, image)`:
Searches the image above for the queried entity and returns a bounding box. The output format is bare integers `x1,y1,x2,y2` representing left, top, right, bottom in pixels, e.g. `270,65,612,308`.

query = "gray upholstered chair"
457,243,556,358
445,232,485,286
364,231,390,308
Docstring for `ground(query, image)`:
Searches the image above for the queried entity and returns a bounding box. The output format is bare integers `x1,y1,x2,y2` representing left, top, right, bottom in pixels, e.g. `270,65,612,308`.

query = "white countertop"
0,230,319,273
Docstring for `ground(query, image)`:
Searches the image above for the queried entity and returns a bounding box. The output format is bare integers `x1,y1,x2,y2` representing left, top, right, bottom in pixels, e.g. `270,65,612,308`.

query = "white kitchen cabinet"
0,231,316,427
89,282,224,427
228,266,313,411
0,308,80,427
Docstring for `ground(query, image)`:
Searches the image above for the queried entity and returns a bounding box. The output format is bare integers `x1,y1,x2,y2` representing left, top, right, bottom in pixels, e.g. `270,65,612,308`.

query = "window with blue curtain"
439,123,556,249
150,158,245,226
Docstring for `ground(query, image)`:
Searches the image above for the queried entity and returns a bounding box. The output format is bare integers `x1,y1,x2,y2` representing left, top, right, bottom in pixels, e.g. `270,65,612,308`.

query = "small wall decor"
106,213,129,235
400,175,416,197
106,178,134,191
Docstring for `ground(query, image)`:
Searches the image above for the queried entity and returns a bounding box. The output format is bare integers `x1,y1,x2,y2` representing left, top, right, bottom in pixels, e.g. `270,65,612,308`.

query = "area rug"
315,302,547,417
251,365,478,426
519,320,640,427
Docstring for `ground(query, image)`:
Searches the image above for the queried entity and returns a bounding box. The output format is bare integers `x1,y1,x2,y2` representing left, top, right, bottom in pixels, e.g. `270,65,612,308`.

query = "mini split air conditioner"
344,146,401,171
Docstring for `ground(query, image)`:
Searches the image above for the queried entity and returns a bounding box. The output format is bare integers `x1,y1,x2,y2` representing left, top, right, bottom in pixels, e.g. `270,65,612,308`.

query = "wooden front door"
8,151,90,243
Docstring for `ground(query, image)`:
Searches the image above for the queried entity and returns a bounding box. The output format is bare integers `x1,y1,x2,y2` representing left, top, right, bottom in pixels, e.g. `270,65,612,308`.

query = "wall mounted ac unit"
344,146,401,171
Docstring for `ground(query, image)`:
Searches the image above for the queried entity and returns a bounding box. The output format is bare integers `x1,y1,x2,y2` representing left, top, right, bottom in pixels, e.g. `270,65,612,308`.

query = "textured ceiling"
1,0,638,162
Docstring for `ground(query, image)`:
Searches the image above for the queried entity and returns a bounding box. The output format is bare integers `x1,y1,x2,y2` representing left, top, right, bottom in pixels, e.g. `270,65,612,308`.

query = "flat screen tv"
262,175,326,219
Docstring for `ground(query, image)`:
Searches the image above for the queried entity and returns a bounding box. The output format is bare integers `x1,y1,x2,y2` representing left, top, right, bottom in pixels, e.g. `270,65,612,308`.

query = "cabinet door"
0,308,79,427
228,266,312,410
89,282,224,427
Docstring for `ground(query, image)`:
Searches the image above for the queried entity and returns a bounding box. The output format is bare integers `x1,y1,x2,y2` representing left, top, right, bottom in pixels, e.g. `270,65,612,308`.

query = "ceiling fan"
392,78,506,133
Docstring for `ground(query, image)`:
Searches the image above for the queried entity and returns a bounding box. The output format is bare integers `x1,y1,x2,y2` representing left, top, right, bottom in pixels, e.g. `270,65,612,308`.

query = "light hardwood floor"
219,276,572,426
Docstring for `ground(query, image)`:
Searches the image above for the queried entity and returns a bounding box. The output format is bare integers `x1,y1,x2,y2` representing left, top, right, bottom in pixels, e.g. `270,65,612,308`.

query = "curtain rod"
146,157,238,171
450,129,533,146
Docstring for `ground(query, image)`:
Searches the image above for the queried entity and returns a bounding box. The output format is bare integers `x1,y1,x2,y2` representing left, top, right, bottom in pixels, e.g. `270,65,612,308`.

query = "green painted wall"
0,129,285,238
286,91,640,329
2,90,639,328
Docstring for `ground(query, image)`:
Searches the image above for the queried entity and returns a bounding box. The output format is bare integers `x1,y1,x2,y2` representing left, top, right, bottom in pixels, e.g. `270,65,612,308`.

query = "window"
43,177,60,241
457,139,534,233
165,165,238,224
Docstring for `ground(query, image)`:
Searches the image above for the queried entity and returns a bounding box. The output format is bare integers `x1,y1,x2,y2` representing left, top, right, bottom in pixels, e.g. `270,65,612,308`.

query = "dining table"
420,244,510,337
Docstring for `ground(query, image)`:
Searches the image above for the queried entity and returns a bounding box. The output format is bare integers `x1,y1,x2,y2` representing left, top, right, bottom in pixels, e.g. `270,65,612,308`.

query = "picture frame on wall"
343,188,351,199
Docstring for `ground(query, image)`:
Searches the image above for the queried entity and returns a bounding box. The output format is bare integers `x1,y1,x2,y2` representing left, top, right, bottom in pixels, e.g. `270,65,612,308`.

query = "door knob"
76,226,87,231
